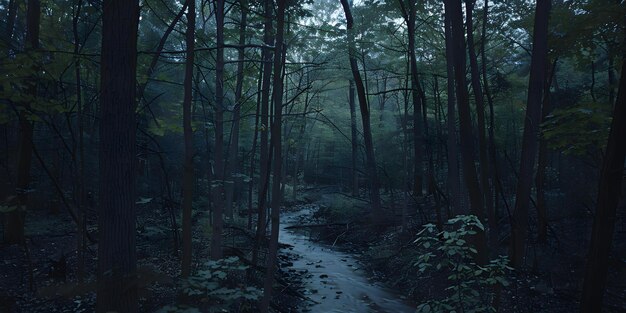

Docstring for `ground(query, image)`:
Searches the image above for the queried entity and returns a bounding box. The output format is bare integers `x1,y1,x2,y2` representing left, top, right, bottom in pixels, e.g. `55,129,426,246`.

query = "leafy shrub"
160,257,261,312
414,215,511,313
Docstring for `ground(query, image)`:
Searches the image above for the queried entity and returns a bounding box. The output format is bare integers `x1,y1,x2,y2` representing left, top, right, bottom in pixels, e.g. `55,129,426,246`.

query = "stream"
280,208,415,313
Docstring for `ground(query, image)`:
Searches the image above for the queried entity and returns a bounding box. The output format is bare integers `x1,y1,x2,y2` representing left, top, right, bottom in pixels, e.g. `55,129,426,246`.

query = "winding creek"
280,208,415,313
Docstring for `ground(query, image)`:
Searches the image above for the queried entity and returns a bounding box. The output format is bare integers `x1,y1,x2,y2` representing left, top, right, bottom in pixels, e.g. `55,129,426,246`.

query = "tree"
4,0,39,245
181,0,196,278
340,0,383,222
444,1,460,216
579,45,626,313
465,0,493,231
260,0,287,310
397,0,424,198
96,0,140,311
510,0,551,268
445,0,488,262
210,0,226,260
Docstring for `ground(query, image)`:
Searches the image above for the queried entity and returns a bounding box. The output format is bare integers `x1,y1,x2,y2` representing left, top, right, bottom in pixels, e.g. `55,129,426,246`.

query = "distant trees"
96,0,140,311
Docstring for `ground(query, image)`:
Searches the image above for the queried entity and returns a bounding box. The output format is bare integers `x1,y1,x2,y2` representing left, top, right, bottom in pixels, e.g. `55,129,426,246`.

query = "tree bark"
224,0,248,220
397,0,424,197
465,0,493,231
181,0,195,277
349,79,359,197
579,48,626,313
260,0,287,311
252,0,274,268
210,0,226,260
340,0,383,222
445,0,488,263
96,0,140,311
444,5,460,216
510,0,551,268
4,0,40,245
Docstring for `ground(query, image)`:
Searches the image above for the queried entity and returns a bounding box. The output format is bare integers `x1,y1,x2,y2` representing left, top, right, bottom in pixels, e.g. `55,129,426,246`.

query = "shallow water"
280,209,415,313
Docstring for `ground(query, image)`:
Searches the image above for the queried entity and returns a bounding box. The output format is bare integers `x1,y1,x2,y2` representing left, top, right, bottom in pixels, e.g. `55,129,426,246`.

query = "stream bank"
277,205,414,313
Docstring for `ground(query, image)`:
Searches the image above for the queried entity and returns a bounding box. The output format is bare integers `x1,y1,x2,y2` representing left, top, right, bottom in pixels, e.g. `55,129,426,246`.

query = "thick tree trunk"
536,60,557,243
5,0,40,245
510,0,551,268
466,0,493,231
96,0,139,311
340,0,383,222
579,50,626,313
444,6,460,216
260,0,287,311
445,0,488,263
210,0,226,260
181,0,195,277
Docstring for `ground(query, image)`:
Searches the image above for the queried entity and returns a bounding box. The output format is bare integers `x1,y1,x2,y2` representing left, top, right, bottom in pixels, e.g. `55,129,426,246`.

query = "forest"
0,0,625,312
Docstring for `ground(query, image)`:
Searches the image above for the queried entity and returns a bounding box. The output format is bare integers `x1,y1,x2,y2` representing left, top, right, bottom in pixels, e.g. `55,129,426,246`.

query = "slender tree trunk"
96,0,139,311
445,0,488,263
248,65,263,230
181,0,195,277
466,0,493,231
260,1,287,311
349,79,359,196
444,6,460,216
5,0,40,245
210,0,226,260
340,0,383,222
481,0,501,227
579,50,626,313
252,0,274,268
224,0,248,220
398,0,424,197
72,0,86,280
510,0,551,268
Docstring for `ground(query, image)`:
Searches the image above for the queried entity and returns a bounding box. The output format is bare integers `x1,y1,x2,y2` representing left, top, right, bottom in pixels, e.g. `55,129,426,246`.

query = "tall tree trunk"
445,0,488,263
340,0,383,222
510,0,551,268
96,0,140,311
4,0,39,245
181,0,195,277
349,79,359,196
252,0,274,268
72,0,86,280
398,0,424,197
481,0,501,228
579,49,626,313
210,0,226,260
536,59,557,244
465,0,494,231
224,0,248,220
260,1,287,311
444,5,460,216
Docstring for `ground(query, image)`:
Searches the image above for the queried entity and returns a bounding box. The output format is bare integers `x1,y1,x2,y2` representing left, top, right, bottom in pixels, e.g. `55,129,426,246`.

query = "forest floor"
2,185,626,312
291,186,626,313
